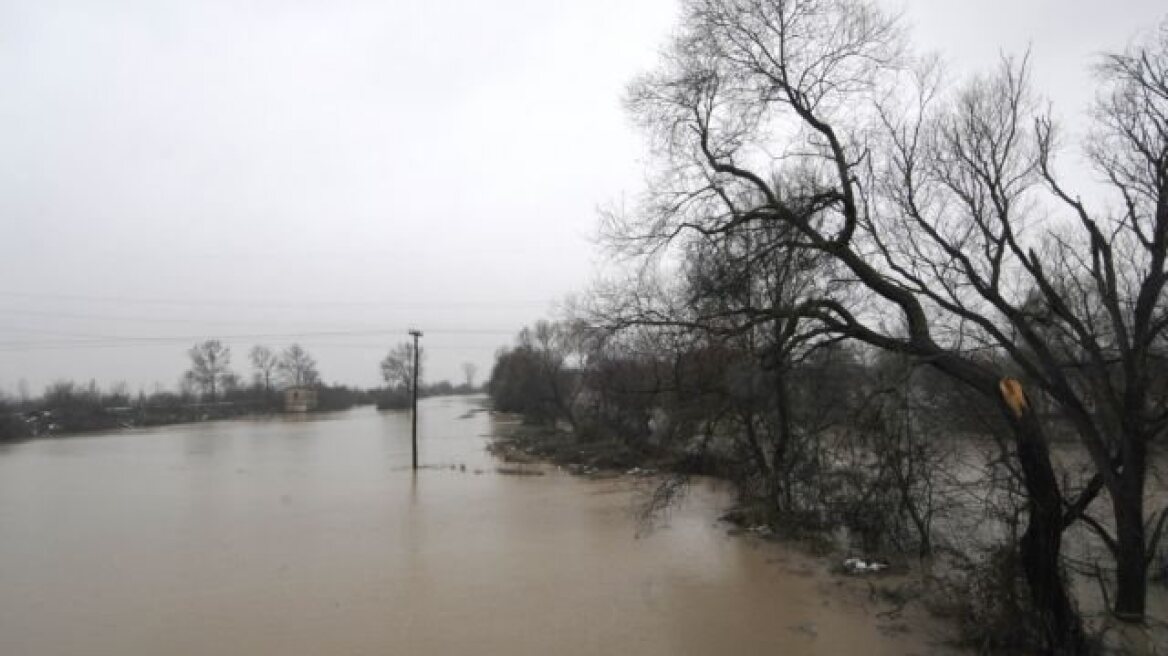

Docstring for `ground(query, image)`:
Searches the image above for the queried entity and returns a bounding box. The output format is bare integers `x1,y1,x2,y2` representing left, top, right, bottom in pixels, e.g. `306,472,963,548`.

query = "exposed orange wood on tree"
999,378,1028,418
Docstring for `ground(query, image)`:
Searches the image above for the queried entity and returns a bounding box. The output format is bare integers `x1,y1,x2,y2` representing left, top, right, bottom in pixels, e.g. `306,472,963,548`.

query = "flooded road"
0,396,949,655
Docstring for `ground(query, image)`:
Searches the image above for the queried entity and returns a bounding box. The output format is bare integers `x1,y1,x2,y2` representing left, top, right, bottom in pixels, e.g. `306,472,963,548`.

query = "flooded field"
0,395,952,655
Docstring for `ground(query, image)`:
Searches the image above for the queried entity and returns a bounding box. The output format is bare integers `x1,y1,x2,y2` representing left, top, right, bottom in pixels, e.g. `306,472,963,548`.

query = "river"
0,395,952,655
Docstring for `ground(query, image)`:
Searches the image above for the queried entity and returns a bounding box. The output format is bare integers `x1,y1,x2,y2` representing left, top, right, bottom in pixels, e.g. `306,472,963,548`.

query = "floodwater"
0,396,951,655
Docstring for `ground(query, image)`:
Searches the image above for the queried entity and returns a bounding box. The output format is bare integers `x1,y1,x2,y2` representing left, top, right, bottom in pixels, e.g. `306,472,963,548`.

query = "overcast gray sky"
1,0,1164,394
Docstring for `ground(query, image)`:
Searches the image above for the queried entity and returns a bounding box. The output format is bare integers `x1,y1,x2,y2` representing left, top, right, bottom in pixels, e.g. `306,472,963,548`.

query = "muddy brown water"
0,396,953,655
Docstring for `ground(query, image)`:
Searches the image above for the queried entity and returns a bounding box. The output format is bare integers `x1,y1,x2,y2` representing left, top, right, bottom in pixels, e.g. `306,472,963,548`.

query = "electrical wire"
0,326,519,351
0,290,554,309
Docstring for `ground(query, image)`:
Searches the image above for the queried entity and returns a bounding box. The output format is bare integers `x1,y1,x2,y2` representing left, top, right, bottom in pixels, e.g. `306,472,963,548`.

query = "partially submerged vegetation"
489,2,1168,652
489,422,669,474
489,322,1166,653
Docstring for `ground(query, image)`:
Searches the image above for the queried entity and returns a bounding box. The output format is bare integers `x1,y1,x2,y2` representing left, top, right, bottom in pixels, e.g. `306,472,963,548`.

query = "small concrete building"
284,387,318,413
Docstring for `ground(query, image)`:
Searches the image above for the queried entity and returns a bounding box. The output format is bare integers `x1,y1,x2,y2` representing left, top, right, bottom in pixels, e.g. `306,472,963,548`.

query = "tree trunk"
1112,438,1148,622
1002,379,1087,655
1015,457,1085,654
769,373,793,510
738,408,772,495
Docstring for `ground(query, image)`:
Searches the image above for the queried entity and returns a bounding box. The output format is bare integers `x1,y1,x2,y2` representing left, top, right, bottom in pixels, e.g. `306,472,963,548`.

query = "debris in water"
842,557,889,574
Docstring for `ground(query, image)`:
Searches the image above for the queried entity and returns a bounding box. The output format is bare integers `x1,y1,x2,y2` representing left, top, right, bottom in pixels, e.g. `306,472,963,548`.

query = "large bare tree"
619,0,1168,648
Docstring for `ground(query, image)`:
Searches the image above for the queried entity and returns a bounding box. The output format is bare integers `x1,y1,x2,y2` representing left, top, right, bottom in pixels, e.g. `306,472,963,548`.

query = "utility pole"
409,329,423,470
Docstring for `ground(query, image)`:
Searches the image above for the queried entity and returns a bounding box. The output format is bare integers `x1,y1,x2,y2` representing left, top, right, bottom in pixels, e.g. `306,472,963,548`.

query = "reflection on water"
0,395,950,655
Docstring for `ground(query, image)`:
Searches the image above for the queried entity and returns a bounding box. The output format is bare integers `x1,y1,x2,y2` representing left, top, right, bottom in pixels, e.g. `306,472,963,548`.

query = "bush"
315,384,374,412
928,546,1047,653
377,388,412,410
0,398,31,441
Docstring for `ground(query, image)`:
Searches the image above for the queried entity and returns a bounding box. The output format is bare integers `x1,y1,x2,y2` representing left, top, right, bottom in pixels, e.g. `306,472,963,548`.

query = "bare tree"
489,321,588,430
380,342,421,395
249,345,278,396
616,0,1168,647
1027,23,1168,620
521,320,587,431
184,340,233,402
278,343,319,388
869,35,1168,623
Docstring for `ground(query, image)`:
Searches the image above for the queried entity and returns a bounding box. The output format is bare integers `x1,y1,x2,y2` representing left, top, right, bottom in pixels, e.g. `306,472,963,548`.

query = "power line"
0,290,554,309
0,307,539,335
0,327,518,352
0,324,116,339
0,307,263,326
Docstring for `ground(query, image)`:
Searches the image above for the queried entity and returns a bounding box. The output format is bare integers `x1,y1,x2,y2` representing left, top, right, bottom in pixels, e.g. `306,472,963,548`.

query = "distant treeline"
0,379,374,440
1,339,482,441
